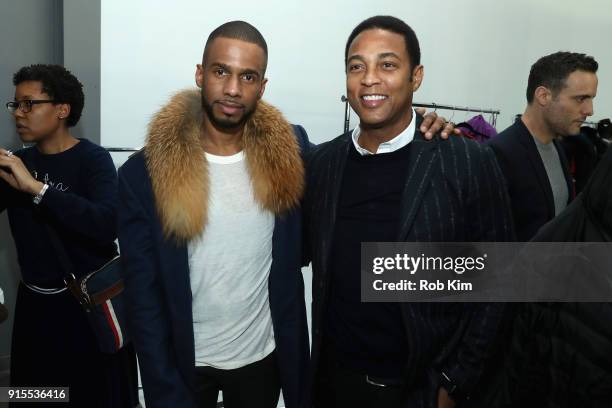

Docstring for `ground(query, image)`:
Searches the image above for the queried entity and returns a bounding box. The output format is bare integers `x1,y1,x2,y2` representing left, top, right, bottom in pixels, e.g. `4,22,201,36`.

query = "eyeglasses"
5,100,56,114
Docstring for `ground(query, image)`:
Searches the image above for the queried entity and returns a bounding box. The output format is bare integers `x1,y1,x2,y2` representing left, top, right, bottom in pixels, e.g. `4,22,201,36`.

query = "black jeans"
314,348,408,408
194,350,280,408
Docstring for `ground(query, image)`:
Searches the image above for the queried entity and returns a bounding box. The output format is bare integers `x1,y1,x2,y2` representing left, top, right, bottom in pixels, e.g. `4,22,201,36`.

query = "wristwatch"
440,371,468,401
32,183,49,205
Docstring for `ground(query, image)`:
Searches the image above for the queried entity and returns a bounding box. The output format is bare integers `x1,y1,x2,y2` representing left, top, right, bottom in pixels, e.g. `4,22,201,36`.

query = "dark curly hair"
13,64,84,127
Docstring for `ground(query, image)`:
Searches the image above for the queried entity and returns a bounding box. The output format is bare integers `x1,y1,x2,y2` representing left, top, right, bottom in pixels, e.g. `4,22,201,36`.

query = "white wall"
101,0,612,147
101,3,611,406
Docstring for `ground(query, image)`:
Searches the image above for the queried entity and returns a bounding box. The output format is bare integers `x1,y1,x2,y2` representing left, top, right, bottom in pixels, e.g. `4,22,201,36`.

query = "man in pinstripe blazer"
303,16,514,408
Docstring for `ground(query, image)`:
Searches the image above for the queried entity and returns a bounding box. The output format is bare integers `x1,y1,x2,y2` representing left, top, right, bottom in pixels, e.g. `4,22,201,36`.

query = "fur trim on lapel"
144,89,304,242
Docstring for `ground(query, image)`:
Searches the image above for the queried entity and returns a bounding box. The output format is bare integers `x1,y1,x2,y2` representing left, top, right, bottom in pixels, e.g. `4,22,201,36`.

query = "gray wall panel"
0,1,64,386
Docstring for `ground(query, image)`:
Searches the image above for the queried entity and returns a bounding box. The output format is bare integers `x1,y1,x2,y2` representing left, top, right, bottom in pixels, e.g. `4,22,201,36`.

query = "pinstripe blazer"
304,116,515,407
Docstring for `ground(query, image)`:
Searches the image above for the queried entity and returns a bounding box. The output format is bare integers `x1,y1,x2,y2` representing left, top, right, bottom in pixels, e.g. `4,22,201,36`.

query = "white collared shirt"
351,108,417,155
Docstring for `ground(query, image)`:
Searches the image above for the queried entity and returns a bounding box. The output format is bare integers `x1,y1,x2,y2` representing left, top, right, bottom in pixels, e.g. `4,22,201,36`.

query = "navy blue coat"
117,125,311,408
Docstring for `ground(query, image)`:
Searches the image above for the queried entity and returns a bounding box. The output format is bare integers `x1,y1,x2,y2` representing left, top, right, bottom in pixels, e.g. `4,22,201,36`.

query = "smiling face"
543,70,598,137
196,37,267,131
11,80,69,144
346,28,423,137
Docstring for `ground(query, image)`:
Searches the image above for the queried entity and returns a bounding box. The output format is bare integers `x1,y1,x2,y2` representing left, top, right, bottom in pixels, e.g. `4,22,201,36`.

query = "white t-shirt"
188,150,275,369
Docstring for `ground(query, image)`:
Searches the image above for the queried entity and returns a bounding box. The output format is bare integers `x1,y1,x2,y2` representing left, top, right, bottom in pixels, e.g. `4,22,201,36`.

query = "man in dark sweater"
487,52,599,241
303,16,514,408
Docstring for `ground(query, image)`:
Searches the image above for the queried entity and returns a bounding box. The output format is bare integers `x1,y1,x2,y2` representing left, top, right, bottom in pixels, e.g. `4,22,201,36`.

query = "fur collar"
144,89,304,242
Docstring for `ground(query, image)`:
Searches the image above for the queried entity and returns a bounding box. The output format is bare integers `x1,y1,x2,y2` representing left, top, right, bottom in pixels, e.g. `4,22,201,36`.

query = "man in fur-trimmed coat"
117,22,310,408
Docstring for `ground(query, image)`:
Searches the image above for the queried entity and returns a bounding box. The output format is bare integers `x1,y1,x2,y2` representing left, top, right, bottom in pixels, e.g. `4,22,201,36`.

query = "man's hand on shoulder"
416,108,462,140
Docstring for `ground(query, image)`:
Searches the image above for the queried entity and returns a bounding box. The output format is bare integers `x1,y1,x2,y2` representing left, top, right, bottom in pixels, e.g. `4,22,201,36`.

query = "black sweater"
0,139,118,286
326,143,412,378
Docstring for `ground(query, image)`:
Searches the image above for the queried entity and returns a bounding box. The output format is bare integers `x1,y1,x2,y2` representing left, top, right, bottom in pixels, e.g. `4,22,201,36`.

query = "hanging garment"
561,130,599,195
598,118,611,140
456,114,497,143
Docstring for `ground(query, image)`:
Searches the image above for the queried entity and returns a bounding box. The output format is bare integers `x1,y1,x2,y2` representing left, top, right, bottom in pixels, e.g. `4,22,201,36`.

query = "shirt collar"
351,108,416,156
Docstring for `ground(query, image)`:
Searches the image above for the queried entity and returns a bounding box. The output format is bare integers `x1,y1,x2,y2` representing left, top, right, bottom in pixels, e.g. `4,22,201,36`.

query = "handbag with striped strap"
43,221,130,354
64,255,130,353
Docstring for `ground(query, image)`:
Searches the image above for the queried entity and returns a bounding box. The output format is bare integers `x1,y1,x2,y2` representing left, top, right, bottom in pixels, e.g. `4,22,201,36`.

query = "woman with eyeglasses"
0,64,137,407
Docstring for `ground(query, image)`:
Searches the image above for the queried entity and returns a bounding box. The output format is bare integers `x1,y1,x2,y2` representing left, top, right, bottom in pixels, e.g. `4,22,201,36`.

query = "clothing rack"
19,145,142,152
104,147,140,152
340,97,501,133
413,102,500,115
582,120,599,127
413,102,500,127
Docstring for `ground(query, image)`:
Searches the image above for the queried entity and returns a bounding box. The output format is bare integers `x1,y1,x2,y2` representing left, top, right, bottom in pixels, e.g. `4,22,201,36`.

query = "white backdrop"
101,2,612,406
101,0,612,148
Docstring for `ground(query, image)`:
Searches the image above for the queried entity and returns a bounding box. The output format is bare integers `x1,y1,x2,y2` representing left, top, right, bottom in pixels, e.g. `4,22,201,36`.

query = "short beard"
201,91,256,131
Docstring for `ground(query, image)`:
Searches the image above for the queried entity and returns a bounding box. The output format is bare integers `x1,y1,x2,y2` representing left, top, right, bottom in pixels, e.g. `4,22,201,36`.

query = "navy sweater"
0,139,118,286
326,143,412,378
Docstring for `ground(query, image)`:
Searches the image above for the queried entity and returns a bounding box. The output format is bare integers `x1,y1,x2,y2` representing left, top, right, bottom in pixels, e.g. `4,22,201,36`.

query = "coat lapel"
394,117,439,385
515,120,556,218
554,138,575,200
318,134,351,277
397,130,439,241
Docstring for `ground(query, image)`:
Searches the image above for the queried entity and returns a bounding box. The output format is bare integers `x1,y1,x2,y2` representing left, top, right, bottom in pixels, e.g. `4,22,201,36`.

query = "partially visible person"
488,52,598,241
0,64,138,407
502,147,612,408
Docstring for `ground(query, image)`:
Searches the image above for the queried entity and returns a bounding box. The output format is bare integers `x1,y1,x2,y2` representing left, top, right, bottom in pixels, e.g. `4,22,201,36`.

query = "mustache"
216,99,245,108
199,91,245,109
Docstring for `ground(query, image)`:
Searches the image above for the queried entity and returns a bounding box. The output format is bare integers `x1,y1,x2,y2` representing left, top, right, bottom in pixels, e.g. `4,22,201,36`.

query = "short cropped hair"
526,52,598,103
345,15,421,70
13,64,84,127
203,20,268,73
